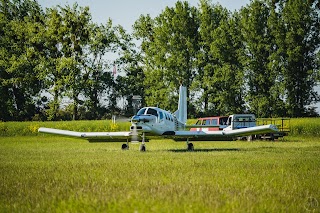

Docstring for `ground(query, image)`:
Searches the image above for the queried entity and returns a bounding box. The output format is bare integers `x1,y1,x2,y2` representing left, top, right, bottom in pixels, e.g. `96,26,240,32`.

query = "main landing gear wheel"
187,143,194,151
121,143,129,150
139,132,146,152
140,144,146,152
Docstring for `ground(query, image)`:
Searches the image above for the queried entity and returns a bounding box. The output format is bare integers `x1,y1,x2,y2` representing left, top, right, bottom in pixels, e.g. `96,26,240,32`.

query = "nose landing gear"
121,133,146,152
139,133,146,152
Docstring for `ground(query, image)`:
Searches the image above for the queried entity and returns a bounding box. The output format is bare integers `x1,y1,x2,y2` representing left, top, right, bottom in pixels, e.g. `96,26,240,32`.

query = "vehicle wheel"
187,143,194,151
140,144,146,152
270,134,275,141
121,144,128,150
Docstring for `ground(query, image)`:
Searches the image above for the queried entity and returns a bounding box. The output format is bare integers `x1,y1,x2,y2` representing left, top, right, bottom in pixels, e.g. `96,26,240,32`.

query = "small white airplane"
38,85,279,151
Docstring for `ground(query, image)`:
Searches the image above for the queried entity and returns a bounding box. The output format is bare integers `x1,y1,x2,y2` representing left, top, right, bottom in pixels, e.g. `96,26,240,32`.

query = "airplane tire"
187,143,194,151
140,144,146,152
121,144,128,150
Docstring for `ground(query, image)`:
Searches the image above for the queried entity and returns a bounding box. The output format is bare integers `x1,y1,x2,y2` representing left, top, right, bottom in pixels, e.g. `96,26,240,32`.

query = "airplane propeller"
130,116,147,151
131,124,139,143
121,114,153,152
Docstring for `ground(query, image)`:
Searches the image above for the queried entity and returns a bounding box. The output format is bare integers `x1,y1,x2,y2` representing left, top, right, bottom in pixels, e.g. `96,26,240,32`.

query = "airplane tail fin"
174,85,187,124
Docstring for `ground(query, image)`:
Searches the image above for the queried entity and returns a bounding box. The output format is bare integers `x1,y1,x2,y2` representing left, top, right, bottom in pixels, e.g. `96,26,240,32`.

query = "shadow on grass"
168,148,242,153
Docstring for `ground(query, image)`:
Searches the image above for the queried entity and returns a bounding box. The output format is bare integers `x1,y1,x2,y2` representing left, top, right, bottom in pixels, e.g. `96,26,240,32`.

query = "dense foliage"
0,0,319,121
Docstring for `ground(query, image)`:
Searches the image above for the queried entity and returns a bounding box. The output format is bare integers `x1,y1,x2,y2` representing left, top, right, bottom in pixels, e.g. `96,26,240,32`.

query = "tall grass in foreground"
0,136,319,212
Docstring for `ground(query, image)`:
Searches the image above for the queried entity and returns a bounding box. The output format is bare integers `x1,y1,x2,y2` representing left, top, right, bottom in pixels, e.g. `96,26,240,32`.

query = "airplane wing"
38,127,132,142
164,124,279,141
222,124,279,136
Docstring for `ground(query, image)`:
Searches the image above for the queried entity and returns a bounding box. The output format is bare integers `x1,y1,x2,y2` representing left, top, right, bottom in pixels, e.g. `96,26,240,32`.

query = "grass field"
0,135,319,212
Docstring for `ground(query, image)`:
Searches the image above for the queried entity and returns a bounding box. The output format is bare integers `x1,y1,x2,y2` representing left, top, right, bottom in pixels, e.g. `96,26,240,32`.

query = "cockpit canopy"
137,107,158,117
136,107,175,122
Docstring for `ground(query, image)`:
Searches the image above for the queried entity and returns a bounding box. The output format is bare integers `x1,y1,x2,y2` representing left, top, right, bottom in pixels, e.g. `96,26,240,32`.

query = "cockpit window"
137,108,146,115
146,108,158,117
159,111,164,119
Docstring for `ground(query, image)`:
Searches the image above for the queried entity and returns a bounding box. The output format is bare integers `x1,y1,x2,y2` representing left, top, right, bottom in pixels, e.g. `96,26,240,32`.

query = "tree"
134,1,199,113
192,0,229,116
41,4,91,120
209,11,246,115
59,4,91,120
241,0,284,117
0,0,45,121
280,0,320,116
82,20,117,119
115,26,145,116
40,7,68,120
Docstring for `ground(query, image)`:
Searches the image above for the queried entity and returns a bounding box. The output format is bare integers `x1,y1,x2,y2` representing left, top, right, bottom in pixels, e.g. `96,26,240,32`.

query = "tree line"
0,0,319,121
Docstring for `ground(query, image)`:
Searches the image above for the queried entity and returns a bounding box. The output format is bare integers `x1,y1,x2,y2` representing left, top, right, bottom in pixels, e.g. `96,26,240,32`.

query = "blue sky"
39,0,251,31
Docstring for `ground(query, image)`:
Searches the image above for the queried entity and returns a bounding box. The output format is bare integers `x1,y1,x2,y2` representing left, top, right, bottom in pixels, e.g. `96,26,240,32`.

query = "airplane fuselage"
130,107,183,136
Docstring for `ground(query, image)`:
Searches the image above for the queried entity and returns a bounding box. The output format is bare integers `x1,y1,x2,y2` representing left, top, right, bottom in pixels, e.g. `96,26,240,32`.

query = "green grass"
0,136,319,212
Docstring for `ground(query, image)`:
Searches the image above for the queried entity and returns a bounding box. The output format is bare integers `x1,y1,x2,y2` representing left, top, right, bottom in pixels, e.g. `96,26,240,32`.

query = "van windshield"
219,117,228,125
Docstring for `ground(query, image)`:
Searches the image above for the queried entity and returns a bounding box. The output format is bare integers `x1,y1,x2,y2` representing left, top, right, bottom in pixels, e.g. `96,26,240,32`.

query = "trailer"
191,114,289,141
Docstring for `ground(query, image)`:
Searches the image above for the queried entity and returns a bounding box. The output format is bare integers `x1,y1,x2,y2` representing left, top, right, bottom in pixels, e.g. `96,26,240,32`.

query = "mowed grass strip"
0,136,319,212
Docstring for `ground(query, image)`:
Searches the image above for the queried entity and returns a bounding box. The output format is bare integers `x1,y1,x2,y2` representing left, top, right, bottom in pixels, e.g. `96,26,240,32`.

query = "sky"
39,0,251,31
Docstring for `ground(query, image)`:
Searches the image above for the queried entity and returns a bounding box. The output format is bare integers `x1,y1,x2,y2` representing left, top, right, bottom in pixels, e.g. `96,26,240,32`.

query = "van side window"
205,119,211,125
211,119,217,125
